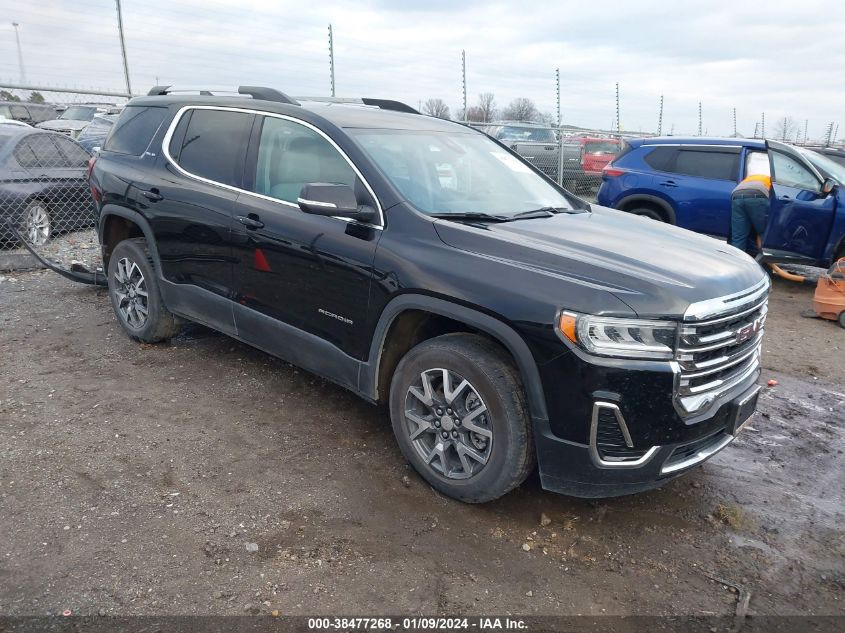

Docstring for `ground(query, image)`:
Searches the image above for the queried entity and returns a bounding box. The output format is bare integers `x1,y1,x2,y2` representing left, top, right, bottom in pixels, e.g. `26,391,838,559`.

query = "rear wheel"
838,311,845,329
107,238,181,343
629,206,665,221
20,200,51,245
389,333,534,503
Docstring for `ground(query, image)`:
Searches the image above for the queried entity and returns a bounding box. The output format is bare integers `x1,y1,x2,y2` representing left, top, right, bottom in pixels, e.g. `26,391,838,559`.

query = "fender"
361,294,550,423
615,193,677,224
98,204,163,274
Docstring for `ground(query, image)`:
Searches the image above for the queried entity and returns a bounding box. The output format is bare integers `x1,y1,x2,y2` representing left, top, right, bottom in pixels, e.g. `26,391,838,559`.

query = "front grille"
676,280,769,415
595,407,649,462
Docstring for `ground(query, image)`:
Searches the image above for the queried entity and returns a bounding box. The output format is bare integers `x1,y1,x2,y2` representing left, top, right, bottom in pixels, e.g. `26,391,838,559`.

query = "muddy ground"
0,271,842,620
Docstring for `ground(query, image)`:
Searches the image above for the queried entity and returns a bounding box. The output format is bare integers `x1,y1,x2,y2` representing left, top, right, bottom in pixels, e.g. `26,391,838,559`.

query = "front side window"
10,105,29,120
174,109,254,188
771,151,820,192
104,106,167,156
15,135,63,169
253,116,356,203
351,129,575,216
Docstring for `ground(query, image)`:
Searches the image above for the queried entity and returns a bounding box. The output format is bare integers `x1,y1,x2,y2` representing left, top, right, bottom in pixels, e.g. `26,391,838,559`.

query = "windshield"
351,129,575,216
585,141,619,154
495,126,555,143
800,148,845,184
59,106,97,121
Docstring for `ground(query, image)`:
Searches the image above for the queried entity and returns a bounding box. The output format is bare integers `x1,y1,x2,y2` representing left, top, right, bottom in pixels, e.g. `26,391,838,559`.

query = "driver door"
763,140,836,261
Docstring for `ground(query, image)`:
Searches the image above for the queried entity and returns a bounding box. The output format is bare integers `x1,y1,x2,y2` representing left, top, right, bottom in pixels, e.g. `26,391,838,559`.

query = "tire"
107,238,181,343
838,311,845,329
389,333,535,503
629,206,665,221
20,200,51,246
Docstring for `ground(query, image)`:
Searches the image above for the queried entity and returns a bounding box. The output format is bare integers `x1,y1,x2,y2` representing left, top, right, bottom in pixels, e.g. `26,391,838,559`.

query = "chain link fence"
469,122,646,200
1,128,101,273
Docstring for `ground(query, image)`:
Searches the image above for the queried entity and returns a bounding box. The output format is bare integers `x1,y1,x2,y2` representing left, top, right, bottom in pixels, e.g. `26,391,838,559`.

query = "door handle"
659,180,678,188
778,195,791,201
237,215,264,230
141,189,163,202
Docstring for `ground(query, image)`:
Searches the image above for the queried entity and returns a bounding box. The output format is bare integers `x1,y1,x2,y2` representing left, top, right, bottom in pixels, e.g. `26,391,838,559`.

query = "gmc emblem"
735,316,765,344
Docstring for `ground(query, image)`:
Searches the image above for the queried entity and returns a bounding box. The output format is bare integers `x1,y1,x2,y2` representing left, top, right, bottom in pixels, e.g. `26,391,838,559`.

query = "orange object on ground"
813,259,845,328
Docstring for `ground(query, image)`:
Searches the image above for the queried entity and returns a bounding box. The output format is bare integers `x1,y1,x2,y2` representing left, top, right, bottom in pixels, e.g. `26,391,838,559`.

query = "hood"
433,205,767,318
36,120,89,132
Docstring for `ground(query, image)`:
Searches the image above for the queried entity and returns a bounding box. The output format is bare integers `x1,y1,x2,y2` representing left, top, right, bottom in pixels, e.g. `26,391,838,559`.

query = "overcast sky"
0,0,841,138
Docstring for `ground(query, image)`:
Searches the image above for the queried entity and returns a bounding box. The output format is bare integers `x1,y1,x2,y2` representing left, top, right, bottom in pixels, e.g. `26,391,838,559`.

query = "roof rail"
294,96,419,115
146,85,299,106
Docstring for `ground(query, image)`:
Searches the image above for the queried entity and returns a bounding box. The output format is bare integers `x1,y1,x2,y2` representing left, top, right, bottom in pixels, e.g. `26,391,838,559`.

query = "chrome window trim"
160,104,384,229
297,197,337,209
589,402,659,469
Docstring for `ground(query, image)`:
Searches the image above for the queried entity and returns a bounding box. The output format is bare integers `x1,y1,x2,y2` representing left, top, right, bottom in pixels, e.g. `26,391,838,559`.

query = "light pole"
12,22,26,83
115,1,132,97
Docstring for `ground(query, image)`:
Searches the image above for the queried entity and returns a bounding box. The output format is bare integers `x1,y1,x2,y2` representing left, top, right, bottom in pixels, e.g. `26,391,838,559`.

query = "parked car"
77,113,119,153
0,101,58,125
806,146,845,169
597,137,845,267
89,86,768,503
0,127,96,245
485,121,559,180
559,135,620,191
37,104,120,139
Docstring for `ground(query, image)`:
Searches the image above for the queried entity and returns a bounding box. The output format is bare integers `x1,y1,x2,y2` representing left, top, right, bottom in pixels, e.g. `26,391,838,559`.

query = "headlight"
558,312,677,360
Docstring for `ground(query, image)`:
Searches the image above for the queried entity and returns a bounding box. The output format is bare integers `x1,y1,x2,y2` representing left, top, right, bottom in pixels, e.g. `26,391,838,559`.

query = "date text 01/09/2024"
306,617,528,630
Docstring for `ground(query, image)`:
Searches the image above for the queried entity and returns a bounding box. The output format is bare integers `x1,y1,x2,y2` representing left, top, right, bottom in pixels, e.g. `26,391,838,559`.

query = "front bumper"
534,375,760,498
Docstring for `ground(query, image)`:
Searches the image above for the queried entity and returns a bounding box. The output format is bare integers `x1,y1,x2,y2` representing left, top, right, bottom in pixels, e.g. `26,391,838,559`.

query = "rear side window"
674,150,738,180
104,106,167,156
52,135,90,167
173,109,254,188
644,147,676,171
585,141,619,154
644,147,738,180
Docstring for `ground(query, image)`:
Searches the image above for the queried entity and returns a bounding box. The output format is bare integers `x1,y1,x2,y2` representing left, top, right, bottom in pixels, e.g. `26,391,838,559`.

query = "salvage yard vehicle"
37,104,120,139
559,135,620,192
0,127,95,245
88,86,769,503
0,101,58,125
597,137,845,267
485,121,559,180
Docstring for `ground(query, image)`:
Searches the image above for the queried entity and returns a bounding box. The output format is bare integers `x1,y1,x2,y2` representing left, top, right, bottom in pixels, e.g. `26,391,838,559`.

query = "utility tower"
328,24,335,97
115,1,132,96
657,95,663,136
461,50,467,122
11,22,26,83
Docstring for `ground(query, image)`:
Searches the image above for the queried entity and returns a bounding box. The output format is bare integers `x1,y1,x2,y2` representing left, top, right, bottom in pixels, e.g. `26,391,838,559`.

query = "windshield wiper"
510,208,558,219
430,212,511,222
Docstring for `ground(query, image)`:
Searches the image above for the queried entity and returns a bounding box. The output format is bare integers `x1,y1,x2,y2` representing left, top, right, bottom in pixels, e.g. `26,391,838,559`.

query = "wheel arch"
99,205,160,274
362,294,549,423
617,194,677,224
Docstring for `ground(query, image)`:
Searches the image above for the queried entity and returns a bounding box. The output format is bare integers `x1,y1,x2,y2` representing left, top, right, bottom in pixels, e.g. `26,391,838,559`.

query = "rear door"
51,134,97,229
148,106,253,331
763,140,835,261
648,146,740,236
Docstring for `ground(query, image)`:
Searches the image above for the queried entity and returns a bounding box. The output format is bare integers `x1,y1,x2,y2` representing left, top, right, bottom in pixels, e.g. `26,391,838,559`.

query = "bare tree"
457,106,486,122
502,98,539,122
537,111,556,127
28,91,45,104
774,116,799,142
423,98,450,119
477,92,496,122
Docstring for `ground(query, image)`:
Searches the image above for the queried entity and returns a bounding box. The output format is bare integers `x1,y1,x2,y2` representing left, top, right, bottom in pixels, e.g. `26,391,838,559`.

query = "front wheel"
629,206,665,221
389,333,534,503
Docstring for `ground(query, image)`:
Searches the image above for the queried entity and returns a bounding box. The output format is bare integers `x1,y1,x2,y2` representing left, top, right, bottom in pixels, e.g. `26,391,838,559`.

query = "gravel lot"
0,271,842,619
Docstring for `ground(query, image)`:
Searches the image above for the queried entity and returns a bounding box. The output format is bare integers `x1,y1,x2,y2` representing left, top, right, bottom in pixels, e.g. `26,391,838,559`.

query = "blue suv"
596,137,845,267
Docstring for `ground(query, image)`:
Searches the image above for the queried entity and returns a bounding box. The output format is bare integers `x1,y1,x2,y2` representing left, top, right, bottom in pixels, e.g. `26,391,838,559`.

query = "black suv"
89,86,769,503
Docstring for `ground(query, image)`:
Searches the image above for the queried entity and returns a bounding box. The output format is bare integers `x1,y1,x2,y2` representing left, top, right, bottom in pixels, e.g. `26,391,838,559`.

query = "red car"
560,135,620,191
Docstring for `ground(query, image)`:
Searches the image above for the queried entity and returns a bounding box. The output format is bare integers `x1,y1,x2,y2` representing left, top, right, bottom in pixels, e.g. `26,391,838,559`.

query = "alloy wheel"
24,204,50,246
404,368,493,479
113,257,149,329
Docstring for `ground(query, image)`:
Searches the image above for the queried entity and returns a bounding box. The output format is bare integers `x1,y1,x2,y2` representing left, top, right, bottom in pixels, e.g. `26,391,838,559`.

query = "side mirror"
297,183,375,222
822,178,837,196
